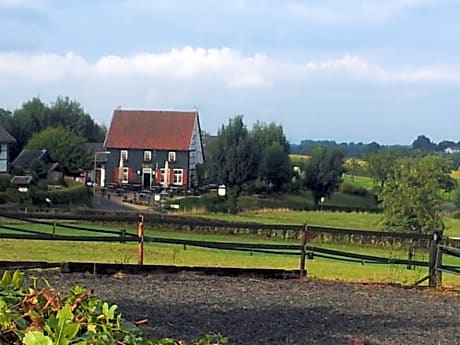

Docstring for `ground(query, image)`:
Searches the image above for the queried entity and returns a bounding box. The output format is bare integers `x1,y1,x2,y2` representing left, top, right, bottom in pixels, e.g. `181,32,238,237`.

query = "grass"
342,174,375,191
2,219,460,286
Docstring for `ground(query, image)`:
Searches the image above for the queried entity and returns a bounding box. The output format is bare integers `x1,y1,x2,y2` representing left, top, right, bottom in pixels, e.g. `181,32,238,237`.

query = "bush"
340,183,370,197
0,173,12,191
0,271,227,345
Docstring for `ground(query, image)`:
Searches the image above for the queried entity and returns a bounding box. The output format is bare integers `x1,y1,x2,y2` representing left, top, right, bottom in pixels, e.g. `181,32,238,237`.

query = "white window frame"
168,151,176,162
173,169,183,185
143,150,152,162
121,150,128,161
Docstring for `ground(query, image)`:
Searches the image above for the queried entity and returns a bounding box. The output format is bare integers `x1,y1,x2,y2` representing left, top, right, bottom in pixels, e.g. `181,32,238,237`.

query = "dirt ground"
40,271,460,345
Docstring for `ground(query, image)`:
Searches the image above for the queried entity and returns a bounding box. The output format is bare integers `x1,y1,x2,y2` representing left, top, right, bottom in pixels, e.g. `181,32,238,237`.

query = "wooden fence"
0,211,456,287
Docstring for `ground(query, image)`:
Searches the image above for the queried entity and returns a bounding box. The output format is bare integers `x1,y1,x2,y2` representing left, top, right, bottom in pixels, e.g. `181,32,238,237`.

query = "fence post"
119,229,126,243
407,240,414,270
428,231,442,288
137,214,144,266
300,224,308,279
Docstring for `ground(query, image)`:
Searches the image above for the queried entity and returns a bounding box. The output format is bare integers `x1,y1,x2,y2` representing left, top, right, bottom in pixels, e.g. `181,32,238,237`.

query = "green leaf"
1,271,12,287
11,270,23,289
23,331,53,345
63,322,79,339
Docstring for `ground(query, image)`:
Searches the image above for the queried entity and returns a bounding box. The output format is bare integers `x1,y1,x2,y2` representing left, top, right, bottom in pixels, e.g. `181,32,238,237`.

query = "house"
104,109,205,190
0,125,16,173
11,149,64,181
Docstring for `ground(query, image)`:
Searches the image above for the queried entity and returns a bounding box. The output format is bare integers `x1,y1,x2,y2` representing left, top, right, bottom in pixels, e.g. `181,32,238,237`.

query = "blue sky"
1,0,459,145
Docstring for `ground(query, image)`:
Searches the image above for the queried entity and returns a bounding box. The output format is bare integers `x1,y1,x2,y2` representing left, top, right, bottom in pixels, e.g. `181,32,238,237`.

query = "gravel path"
41,271,460,345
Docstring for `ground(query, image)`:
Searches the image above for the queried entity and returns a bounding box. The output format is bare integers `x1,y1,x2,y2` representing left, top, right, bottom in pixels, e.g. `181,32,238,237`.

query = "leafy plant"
0,270,228,345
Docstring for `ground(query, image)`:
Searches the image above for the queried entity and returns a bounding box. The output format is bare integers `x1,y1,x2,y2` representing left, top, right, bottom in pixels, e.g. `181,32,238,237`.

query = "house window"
160,168,166,184
121,167,129,184
173,169,183,185
168,151,176,162
121,150,128,161
143,150,152,162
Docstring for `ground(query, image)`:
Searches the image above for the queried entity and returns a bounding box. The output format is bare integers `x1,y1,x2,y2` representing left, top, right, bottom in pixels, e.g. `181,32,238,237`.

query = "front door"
143,168,152,189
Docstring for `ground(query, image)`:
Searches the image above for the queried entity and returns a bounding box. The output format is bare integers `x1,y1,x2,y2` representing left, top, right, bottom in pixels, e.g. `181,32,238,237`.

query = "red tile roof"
105,110,198,150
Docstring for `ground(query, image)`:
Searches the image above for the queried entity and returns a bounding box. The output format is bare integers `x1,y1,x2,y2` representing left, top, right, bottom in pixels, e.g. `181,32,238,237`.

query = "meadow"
1,213,460,287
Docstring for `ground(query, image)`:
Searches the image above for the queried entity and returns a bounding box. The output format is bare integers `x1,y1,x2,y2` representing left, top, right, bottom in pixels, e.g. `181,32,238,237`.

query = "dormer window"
121,150,128,161
144,150,152,162
168,151,176,162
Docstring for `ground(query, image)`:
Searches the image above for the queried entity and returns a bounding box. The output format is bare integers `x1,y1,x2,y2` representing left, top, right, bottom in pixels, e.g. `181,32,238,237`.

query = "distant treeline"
291,135,460,160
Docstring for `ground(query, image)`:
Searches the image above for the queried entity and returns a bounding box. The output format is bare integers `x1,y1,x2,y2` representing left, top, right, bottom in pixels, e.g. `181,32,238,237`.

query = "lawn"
1,218,460,287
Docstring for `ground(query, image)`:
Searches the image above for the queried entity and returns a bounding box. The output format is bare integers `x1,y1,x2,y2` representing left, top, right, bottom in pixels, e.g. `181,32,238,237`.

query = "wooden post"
429,231,442,288
406,240,414,270
300,224,308,279
137,214,144,266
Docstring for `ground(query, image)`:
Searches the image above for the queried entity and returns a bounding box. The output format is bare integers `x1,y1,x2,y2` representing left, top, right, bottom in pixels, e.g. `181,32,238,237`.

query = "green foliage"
303,146,346,206
204,117,292,194
5,96,105,160
259,142,292,192
0,271,227,345
379,155,448,233
366,148,401,190
206,115,255,191
26,127,92,173
340,183,370,197
0,173,12,191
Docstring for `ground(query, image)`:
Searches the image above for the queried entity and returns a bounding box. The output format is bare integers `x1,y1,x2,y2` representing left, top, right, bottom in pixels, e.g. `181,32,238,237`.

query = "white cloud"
0,47,459,89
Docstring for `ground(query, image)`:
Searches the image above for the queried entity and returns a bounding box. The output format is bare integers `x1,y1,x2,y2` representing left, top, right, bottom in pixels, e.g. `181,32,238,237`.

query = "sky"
0,0,459,145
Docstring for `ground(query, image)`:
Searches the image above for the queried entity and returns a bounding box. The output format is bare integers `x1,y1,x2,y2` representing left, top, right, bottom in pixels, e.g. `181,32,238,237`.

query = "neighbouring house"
11,149,65,182
0,125,16,173
104,109,205,190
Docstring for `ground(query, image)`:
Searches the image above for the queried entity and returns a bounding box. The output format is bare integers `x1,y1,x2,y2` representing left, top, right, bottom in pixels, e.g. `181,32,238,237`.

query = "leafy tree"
10,98,49,158
260,142,292,192
26,127,92,174
250,121,291,192
303,146,345,206
366,148,401,190
206,116,255,192
412,134,436,152
379,155,448,234
48,96,105,142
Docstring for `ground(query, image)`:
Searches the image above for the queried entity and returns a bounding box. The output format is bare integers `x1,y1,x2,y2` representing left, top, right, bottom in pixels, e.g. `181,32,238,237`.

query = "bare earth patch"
40,271,460,345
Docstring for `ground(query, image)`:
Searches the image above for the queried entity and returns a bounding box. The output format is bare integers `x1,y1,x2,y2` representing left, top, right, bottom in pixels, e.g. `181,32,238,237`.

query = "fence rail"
0,211,458,287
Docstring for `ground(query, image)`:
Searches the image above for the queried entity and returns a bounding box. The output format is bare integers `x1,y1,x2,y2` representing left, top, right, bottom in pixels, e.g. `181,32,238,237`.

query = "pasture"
1,212,460,287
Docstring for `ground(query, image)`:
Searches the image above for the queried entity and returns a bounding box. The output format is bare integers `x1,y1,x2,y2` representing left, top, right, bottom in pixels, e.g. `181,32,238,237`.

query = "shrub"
0,173,12,191
340,183,370,197
0,270,227,345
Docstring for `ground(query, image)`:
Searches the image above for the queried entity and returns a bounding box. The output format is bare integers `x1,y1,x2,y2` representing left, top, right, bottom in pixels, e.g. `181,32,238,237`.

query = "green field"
1,217,460,287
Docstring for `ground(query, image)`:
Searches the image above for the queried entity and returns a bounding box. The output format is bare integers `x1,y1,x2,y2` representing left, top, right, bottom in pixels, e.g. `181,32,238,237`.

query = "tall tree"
26,127,92,174
260,142,292,192
48,96,105,142
250,121,291,192
379,155,448,233
366,148,401,190
303,146,345,206
207,116,255,191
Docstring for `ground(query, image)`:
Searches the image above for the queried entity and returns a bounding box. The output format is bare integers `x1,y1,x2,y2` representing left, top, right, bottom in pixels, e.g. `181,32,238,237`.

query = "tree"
250,121,291,192
206,116,255,192
48,96,105,142
366,148,401,190
259,142,292,192
412,134,436,152
26,127,92,174
303,146,345,206
379,155,448,234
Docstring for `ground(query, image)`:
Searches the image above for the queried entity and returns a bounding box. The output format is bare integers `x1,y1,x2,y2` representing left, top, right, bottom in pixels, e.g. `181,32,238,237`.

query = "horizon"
1,0,459,146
